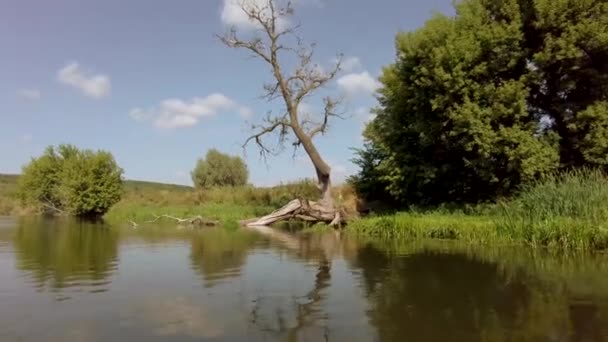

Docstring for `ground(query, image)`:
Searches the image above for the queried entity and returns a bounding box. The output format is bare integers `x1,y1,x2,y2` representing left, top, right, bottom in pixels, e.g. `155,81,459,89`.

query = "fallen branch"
40,199,66,215
149,214,219,227
127,214,219,228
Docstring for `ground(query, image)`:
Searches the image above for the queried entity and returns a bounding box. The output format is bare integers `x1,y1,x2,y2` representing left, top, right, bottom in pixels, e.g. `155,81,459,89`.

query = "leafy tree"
19,144,123,217
191,149,248,188
357,0,608,206
347,144,393,203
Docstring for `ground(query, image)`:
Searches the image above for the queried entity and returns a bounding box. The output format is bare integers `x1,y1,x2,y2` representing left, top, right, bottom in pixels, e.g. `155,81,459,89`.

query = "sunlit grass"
350,169,608,250
105,202,274,226
348,213,500,244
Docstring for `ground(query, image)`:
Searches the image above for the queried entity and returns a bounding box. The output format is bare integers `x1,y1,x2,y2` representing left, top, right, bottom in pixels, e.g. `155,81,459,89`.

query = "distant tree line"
351,0,608,206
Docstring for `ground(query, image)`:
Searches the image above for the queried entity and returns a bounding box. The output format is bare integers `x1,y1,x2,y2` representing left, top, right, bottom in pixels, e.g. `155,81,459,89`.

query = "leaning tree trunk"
242,135,344,228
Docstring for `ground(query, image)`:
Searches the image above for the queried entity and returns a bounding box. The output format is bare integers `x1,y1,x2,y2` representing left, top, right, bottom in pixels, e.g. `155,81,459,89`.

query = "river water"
0,216,607,341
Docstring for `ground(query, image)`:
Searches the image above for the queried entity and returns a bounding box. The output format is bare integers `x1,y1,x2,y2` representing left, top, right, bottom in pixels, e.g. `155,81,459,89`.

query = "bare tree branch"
307,97,346,139
242,113,292,158
218,0,345,208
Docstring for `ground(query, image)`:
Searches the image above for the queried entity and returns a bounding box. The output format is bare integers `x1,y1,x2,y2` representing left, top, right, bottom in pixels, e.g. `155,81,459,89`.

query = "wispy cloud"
220,0,289,30
18,89,41,101
336,56,362,73
337,71,380,96
130,93,252,129
220,0,321,30
57,62,111,99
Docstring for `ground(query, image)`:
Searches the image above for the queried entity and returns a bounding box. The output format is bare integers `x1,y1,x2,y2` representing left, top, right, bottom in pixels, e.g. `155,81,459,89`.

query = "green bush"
18,144,123,218
191,149,248,189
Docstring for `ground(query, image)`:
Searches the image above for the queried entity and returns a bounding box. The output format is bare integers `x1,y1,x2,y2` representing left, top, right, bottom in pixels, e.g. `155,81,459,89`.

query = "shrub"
191,149,248,189
18,144,123,218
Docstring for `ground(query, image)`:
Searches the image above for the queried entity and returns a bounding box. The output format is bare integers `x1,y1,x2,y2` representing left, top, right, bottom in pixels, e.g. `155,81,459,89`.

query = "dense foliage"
355,0,608,205
18,144,123,217
191,149,249,188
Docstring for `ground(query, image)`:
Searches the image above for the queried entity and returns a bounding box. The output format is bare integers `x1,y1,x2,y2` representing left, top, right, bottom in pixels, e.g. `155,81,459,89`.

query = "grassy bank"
0,174,322,224
108,179,330,225
0,174,22,215
349,169,608,250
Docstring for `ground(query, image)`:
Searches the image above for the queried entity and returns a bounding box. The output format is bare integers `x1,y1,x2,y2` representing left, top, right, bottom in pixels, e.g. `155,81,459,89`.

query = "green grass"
494,169,608,249
348,212,500,244
105,202,273,226
350,169,608,250
103,178,319,225
0,174,21,215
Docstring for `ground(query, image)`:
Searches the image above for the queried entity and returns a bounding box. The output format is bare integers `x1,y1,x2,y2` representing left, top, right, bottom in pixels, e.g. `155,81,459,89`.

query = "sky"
0,0,454,186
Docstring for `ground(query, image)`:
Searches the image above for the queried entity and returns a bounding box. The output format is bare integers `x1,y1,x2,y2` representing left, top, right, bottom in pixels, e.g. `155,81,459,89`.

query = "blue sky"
0,0,453,186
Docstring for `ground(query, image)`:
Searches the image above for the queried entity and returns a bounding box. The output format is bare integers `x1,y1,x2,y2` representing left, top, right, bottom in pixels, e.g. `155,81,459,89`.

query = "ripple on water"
18,259,119,295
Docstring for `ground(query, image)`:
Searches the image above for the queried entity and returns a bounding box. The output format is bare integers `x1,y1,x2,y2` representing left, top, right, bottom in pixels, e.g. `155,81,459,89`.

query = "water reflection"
2,218,608,341
354,239,608,342
12,217,118,292
137,296,223,338
189,228,260,287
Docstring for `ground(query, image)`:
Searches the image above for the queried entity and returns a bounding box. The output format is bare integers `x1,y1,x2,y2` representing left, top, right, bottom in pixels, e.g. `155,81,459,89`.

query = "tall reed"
496,168,608,249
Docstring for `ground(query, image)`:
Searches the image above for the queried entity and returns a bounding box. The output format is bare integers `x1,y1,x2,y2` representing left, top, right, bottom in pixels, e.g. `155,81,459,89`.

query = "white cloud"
356,107,375,124
220,0,290,30
337,71,380,96
131,93,252,129
57,62,111,99
337,56,362,72
156,114,198,129
18,89,41,101
239,106,253,119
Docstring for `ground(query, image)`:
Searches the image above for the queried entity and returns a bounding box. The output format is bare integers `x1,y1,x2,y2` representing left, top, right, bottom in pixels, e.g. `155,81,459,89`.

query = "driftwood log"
128,215,219,228
241,199,344,228
149,214,219,226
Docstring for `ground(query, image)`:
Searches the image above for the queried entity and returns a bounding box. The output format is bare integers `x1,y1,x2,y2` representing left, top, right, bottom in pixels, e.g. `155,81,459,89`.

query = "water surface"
1,217,607,341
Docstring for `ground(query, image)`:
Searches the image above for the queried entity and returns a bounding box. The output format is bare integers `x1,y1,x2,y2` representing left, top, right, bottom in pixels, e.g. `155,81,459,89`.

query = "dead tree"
219,0,345,227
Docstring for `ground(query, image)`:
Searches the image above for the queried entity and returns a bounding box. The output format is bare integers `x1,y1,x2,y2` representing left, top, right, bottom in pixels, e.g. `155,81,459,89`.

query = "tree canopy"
191,149,248,188
355,0,608,206
18,144,124,217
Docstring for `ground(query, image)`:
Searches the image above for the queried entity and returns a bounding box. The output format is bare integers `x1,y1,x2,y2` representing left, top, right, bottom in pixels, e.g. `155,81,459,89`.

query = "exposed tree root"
241,199,345,228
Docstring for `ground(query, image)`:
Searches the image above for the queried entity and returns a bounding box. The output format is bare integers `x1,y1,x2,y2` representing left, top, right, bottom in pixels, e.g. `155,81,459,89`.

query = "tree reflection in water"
13,217,118,292
189,228,260,288
351,239,608,342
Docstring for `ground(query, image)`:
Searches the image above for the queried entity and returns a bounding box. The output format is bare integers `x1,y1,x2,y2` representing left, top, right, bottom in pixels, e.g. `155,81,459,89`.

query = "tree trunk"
293,125,333,208
317,167,333,208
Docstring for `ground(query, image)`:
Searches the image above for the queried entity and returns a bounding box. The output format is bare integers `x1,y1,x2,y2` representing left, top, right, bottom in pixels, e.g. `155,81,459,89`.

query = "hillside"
0,174,192,194
0,174,194,215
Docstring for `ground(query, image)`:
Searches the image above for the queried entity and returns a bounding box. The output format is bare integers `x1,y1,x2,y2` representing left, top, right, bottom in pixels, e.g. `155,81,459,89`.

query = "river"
0,216,607,341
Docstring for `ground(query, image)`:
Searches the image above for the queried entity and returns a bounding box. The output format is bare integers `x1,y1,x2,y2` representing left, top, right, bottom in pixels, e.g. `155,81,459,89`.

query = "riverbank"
349,170,608,250
5,170,608,250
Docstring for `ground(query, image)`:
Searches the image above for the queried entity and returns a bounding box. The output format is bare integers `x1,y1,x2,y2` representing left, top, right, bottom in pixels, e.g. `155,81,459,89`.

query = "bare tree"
219,0,345,226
